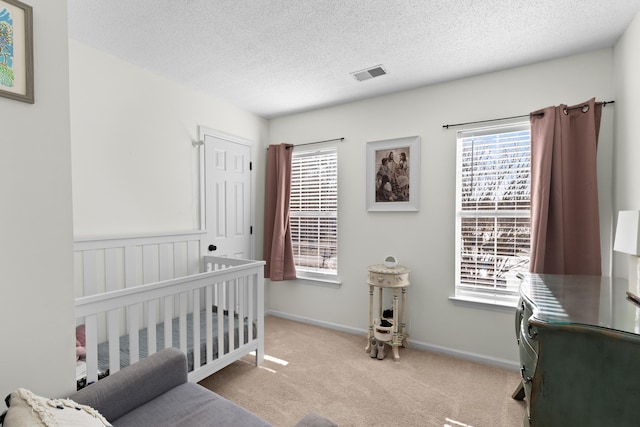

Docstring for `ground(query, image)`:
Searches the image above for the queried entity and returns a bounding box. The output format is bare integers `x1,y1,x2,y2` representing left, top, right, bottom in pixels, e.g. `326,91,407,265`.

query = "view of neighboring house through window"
290,147,338,281
455,123,531,306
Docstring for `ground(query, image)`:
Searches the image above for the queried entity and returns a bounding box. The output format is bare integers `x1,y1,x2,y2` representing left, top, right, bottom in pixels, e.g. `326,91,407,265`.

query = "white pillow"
3,388,112,427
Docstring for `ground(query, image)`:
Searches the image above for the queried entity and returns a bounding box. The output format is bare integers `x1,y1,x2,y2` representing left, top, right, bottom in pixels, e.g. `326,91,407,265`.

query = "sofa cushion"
3,388,111,427
110,383,271,427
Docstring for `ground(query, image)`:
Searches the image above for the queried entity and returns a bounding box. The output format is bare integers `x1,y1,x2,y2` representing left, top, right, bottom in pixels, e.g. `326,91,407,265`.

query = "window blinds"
290,148,338,276
455,124,531,304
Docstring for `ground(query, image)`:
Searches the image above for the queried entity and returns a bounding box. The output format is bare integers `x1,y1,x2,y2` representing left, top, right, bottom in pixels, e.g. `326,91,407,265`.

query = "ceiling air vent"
350,65,387,82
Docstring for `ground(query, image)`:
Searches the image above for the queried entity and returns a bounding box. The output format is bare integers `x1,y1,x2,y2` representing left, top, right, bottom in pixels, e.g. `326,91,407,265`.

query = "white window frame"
290,147,339,285
454,122,531,307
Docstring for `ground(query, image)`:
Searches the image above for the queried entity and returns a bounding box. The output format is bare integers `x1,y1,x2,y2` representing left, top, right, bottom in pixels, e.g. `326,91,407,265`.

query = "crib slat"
205,285,213,363
217,283,224,356
85,315,99,384
228,280,236,352
238,277,245,346
192,290,201,369
188,240,200,276
164,296,173,348
128,304,140,364
179,292,188,357
174,242,187,278
146,300,157,356
159,243,171,281
104,249,118,292
82,250,98,297
107,309,120,374
124,246,137,287
247,275,255,341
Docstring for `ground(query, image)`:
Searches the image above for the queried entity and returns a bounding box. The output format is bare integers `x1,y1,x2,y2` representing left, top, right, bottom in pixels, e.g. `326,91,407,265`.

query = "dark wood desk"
513,274,640,427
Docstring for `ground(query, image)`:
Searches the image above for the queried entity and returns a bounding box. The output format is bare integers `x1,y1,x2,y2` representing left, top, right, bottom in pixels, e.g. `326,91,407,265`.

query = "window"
455,123,531,306
290,147,338,282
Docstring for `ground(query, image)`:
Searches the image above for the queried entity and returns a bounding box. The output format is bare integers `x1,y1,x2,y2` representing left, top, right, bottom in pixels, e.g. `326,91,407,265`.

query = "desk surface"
521,273,639,336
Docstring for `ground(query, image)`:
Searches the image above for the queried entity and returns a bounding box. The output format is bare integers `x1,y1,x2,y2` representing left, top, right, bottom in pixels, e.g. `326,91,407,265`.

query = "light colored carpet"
199,316,526,427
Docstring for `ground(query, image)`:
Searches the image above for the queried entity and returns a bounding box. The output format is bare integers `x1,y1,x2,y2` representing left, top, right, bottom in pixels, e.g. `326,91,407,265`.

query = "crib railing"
75,256,265,383
74,233,265,384
74,232,205,298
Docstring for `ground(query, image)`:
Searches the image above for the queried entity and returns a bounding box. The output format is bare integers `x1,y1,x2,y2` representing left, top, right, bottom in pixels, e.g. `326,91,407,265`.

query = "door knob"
208,244,217,252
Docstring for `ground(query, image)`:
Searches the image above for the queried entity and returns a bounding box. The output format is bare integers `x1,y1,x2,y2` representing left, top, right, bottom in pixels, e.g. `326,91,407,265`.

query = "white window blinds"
455,123,531,305
290,148,338,278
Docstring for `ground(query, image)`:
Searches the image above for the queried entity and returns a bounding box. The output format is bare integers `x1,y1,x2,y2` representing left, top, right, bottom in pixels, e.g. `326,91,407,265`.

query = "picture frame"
0,0,34,103
366,135,421,212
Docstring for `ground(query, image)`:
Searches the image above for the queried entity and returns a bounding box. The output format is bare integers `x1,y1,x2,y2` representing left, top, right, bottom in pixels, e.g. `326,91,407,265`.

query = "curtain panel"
263,144,297,281
529,98,603,275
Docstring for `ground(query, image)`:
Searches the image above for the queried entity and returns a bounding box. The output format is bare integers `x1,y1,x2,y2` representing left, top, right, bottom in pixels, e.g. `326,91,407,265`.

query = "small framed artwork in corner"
0,0,34,104
366,135,421,212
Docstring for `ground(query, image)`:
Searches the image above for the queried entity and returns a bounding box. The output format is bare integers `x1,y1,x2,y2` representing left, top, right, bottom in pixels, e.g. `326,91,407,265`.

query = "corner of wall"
0,0,76,399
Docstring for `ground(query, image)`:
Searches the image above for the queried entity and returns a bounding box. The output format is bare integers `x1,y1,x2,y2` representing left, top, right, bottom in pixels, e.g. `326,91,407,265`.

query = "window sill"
294,273,341,288
449,295,517,313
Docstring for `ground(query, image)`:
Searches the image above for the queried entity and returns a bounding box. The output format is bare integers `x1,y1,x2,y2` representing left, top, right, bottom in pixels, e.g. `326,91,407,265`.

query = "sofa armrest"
69,347,188,422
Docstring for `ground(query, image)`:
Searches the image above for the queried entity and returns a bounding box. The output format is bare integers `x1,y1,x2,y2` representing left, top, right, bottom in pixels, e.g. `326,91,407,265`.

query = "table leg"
392,344,400,360
366,284,374,352
512,382,525,400
401,287,408,347
392,288,400,360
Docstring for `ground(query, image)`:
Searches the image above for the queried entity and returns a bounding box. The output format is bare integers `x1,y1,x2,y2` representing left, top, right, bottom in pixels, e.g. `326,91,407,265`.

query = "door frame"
198,126,256,260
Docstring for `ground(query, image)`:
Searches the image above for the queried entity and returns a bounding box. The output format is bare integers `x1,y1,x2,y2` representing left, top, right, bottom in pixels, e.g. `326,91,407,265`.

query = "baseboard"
266,309,520,371
406,340,520,371
267,309,365,336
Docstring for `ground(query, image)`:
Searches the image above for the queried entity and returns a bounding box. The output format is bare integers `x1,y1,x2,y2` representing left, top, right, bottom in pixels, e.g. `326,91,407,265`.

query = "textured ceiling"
67,1,640,119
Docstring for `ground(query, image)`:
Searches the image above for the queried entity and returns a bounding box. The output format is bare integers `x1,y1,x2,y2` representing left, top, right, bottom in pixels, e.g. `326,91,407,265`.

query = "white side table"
365,264,410,360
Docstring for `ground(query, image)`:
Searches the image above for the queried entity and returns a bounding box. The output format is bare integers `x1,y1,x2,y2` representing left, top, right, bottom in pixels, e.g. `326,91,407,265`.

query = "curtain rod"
267,137,344,149
288,137,344,148
442,100,615,130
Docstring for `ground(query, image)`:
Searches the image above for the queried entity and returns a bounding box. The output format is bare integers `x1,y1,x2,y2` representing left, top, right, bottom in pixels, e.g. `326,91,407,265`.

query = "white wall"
613,12,640,279
269,49,615,365
0,0,75,399
69,40,269,237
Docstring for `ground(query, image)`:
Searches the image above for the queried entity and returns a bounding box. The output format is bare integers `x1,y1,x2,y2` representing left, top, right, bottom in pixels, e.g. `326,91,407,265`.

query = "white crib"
74,232,265,386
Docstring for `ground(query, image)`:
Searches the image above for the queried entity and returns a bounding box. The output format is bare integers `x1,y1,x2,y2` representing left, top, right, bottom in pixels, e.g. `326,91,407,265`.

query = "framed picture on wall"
0,0,34,103
366,135,421,211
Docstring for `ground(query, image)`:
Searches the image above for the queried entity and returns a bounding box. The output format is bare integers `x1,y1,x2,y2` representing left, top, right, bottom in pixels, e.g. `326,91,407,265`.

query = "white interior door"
202,130,253,259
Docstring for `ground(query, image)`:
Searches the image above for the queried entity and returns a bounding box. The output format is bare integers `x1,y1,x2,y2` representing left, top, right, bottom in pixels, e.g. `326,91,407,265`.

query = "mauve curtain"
263,144,297,281
529,98,603,275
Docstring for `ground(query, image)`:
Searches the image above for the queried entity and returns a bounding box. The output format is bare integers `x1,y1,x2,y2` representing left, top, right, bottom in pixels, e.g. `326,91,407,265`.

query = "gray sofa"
67,347,336,427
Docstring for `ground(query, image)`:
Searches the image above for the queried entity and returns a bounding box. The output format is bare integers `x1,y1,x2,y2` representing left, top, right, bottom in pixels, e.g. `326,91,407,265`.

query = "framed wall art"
0,0,34,103
366,135,421,212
